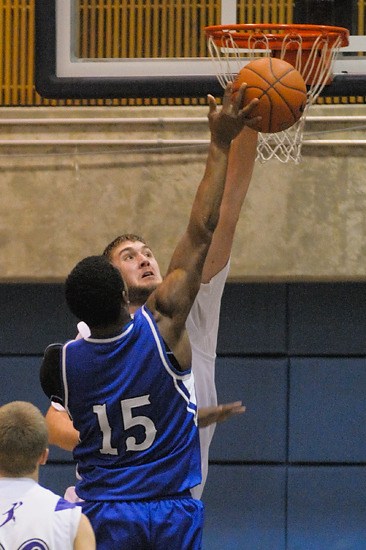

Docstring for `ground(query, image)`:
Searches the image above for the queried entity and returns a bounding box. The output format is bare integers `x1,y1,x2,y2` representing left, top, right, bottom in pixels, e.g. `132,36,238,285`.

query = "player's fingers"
232,83,247,111
220,400,243,410
207,94,217,114
226,404,246,413
220,402,246,415
221,82,234,111
238,97,260,127
242,96,259,113
244,116,262,129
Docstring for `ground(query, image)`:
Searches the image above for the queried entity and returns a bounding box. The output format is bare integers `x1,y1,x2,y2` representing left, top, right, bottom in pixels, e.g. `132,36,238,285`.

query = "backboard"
35,0,223,99
35,0,366,100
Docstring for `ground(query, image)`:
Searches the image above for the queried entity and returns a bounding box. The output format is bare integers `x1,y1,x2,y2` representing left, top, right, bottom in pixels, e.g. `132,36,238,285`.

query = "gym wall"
1,280,366,549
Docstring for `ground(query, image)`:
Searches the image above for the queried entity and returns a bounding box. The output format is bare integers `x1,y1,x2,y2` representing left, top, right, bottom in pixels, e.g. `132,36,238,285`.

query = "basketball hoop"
204,24,349,163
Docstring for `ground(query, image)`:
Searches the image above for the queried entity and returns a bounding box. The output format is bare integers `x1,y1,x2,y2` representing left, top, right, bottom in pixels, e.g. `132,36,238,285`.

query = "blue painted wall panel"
287,467,366,550
0,356,51,413
202,465,286,550
39,463,78,498
3,282,366,549
217,283,287,355
0,356,75,462
289,357,366,462
210,357,288,462
288,283,366,355
0,283,77,354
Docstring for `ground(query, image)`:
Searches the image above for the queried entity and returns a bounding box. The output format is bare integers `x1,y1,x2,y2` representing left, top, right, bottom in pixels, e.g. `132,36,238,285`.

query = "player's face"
109,240,163,302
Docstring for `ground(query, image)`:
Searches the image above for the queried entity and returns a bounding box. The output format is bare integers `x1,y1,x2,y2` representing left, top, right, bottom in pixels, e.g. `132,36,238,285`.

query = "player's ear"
39,448,49,466
122,289,130,305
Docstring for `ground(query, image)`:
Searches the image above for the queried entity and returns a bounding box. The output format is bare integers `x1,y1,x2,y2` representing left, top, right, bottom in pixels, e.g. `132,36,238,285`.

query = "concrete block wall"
1,104,366,282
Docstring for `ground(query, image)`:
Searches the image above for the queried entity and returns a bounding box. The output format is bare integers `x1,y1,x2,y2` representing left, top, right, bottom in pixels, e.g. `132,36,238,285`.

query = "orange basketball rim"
204,23,349,86
204,23,350,163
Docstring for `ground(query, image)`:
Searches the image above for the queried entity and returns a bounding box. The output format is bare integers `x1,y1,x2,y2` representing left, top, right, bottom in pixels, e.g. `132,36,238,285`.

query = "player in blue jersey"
0,401,96,550
44,121,258,500
40,83,260,549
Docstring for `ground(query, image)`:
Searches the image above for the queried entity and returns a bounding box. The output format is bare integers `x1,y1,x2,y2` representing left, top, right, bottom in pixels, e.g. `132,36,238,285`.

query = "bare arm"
201,126,258,283
73,513,96,550
147,84,259,365
45,405,79,451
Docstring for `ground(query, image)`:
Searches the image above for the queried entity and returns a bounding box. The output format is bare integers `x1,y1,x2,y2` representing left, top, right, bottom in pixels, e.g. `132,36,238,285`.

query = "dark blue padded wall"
210,357,288,462
203,465,286,550
204,281,366,550
0,283,77,353
287,467,366,549
217,283,287,354
289,357,366,462
1,281,366,549
0,283,77,477
288,283,366,355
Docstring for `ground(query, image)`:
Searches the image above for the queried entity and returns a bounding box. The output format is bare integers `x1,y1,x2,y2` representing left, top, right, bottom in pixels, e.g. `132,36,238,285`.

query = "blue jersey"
62,305,201,502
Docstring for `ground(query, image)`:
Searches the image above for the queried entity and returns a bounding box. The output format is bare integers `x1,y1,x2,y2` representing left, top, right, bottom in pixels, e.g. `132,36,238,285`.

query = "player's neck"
89,311,132,338
0,471,38,481
128,301,144,315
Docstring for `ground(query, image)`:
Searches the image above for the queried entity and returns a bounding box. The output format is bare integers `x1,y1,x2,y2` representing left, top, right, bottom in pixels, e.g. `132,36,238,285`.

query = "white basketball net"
207,31,344,163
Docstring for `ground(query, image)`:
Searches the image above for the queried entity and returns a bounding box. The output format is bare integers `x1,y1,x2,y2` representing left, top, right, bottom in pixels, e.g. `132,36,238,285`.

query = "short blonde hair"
103,233,147,259
0,401,48,476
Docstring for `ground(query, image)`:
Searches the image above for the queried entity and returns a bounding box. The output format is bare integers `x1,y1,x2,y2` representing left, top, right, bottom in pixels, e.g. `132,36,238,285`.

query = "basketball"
233,57,307,133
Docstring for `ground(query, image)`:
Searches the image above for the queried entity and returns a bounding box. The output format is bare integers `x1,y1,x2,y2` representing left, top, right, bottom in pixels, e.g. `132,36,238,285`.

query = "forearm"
164,139,231,285
210,127,258,239
190,140,230,236
225,126,258,205
45,406,79,451
155,85,259,315
189,85,257,240
202,127,258,282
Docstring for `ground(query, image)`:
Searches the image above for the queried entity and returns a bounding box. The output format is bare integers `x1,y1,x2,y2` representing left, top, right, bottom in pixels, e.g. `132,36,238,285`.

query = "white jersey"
187,261,230,499
0,478,82,550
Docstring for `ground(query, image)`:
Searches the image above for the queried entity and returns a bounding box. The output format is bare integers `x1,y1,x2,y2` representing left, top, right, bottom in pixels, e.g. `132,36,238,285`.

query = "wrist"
210,137,231,152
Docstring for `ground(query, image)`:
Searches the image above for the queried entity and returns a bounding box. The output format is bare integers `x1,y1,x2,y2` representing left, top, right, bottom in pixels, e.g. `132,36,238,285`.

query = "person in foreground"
40,83,260,549
0,400,95,550
45,106,258,500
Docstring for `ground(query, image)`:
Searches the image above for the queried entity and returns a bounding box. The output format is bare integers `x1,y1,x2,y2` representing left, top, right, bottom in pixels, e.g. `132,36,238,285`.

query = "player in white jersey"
44,103,258,499
0,401,95,550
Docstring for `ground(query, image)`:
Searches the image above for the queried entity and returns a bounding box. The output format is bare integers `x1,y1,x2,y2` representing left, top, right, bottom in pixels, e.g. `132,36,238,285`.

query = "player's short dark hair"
103,233,147,259
65,255,124,327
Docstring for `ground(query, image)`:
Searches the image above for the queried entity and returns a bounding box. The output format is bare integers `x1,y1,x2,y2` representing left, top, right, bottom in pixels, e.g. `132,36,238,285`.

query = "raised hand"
207,82,261,150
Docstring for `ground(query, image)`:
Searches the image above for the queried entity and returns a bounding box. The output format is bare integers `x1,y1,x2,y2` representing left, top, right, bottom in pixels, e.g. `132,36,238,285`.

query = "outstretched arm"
147,84,259,366
201,126,258,283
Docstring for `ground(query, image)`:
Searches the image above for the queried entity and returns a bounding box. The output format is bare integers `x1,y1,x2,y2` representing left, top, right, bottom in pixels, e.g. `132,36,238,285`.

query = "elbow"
201,209,220,235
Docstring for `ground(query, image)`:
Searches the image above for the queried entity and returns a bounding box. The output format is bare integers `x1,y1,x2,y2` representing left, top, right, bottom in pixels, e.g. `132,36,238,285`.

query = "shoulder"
40,343,64,401
43,343,63,364
31,485,79,511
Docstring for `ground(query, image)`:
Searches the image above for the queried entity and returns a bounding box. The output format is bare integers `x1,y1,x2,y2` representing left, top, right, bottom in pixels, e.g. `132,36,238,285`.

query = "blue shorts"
82,496,204,550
